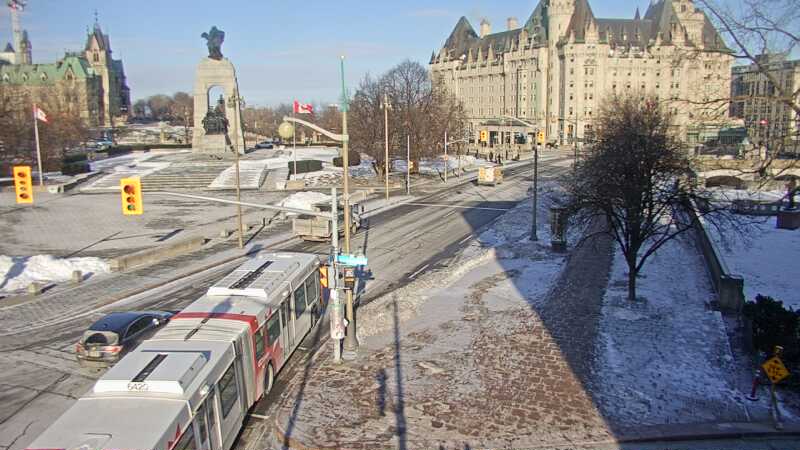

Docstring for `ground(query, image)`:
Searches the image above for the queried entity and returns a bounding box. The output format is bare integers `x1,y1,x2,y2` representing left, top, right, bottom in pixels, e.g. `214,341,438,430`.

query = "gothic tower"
547,0,576,44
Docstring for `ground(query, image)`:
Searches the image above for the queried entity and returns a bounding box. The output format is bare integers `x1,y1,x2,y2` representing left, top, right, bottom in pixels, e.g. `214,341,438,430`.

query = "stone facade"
730,54,800,149
430,0,733,147
0,21,129,128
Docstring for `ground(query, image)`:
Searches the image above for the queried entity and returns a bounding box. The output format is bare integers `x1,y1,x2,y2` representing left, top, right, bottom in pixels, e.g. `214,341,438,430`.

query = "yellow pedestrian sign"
762,356,790,384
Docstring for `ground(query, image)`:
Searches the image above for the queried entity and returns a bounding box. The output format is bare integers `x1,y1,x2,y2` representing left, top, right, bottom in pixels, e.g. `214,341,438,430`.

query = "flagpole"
33,103,44,186
292,104,297,177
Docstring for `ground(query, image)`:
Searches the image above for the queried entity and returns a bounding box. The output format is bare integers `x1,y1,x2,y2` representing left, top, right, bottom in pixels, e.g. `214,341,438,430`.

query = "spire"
635,7,641,20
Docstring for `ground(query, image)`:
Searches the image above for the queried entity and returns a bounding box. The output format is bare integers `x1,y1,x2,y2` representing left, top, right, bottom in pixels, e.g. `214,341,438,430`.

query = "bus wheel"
265,363,274,396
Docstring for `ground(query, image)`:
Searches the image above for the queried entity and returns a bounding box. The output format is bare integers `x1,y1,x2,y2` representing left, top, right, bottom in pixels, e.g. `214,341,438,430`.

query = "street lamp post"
381,93,391,200
503,115,539,241
227,92,245,249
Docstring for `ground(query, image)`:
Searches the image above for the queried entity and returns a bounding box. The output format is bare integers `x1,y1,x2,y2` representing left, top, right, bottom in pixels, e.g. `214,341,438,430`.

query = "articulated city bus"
27,252,322,450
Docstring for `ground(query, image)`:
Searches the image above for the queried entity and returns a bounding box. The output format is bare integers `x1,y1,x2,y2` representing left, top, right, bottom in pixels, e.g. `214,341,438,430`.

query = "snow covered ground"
710,216,800,309
0,255,110,295
595,236,750,426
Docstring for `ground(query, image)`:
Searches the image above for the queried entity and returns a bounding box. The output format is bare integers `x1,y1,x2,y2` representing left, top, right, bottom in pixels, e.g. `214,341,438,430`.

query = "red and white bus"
27,252,322,450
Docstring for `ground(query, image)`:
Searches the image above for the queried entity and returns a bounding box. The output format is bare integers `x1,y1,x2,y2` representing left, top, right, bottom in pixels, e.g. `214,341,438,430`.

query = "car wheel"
264,363,275,397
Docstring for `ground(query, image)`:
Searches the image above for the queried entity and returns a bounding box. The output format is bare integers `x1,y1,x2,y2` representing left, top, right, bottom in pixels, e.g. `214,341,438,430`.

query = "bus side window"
293,283,307,319
267,314,281,346
254,326,266,361
218,364,239,419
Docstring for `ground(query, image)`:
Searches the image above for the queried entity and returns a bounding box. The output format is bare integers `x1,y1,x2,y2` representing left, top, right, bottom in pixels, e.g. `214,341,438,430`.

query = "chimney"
480,19,491,38
507,17,519,30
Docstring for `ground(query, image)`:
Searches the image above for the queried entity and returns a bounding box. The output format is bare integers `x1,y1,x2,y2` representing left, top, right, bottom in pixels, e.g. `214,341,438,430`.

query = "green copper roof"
0,55,97,85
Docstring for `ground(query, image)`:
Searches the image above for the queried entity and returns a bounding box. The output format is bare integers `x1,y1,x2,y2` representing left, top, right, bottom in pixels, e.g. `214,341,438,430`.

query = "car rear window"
83,331,119,345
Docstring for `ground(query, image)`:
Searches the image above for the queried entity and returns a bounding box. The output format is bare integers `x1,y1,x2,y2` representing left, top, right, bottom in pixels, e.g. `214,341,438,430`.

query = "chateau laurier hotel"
430,0,732,147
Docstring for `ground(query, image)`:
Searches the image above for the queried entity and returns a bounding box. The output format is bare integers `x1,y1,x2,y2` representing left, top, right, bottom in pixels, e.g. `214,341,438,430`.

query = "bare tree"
692,0,800,185
564,94,736,301
171,92,193,143
349,60,467,172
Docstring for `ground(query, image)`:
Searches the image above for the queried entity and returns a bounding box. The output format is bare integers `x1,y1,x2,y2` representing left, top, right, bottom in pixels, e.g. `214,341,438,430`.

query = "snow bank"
709,217,800,308
595,237,747,426
0,255,110,294
278,191,331,214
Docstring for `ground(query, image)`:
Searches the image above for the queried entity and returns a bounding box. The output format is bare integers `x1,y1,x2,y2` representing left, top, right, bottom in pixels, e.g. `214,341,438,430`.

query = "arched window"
93,52,99,63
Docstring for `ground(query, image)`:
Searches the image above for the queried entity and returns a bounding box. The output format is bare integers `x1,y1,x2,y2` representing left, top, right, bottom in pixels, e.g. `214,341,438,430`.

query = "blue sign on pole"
335,253,368,266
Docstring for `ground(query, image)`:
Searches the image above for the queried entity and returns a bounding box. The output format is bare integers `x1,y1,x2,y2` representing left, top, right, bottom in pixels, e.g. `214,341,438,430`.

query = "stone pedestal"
777,210,800,230
200,134,228,154
192,57,245,154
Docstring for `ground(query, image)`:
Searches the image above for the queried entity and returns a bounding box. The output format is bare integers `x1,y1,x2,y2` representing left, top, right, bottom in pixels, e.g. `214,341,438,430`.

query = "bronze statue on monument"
201,26,225,60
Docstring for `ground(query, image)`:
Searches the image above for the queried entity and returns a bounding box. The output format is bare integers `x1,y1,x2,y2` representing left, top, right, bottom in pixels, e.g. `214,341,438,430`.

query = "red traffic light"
16,171,27,179
123,185,136,195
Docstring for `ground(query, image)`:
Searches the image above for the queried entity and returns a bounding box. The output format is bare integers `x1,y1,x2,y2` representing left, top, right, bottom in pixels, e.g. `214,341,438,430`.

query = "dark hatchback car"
76,311,174,368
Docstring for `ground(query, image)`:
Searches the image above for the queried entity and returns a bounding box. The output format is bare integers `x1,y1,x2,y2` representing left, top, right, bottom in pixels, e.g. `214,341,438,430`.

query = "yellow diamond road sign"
762,356,790,384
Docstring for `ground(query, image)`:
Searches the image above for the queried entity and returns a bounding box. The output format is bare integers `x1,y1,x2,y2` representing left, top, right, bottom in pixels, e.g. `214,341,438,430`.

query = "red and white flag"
293,100,313,115
33,105,48,123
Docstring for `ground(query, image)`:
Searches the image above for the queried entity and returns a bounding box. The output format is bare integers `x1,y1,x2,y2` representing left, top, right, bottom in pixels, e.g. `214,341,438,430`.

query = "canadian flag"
293,100,313,115
33,105,48,123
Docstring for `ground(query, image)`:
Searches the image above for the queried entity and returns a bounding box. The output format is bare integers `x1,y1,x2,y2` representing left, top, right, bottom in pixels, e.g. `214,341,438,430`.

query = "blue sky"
2,0,671,106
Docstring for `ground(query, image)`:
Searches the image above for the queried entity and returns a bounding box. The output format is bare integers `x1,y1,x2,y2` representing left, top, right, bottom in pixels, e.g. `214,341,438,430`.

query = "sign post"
329,289,346,363
762,346,790,430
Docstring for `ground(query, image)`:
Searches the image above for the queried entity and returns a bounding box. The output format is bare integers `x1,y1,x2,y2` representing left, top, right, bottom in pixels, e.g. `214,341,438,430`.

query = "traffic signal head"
319,265,329,289
120,177,143,215
12,165,33,204
480,130,488,142
537,131,546,145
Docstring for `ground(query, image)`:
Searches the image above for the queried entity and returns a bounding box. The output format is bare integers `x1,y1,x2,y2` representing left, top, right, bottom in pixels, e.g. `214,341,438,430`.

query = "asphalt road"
0,155,573,450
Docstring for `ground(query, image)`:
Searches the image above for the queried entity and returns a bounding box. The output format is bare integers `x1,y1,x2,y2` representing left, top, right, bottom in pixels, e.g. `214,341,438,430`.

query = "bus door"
292,280,311,344
217,360,245,449
196,386,222,450
193,390,219,450
266,312,284,370
280,298,294,356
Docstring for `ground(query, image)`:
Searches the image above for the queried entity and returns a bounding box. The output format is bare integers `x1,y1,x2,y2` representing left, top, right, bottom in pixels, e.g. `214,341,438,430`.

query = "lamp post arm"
283,116,348,142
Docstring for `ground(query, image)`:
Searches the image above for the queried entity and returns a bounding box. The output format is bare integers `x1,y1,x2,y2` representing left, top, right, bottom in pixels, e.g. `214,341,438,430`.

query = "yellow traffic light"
479,130,488,142
320,265,329,289
120,177,143,215
13,165,33,204
537,130,546,145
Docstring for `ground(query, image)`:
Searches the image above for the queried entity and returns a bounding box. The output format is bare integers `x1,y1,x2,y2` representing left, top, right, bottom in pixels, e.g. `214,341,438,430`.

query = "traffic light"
320,265,329,289
120,177,143,215
537,130,546,145
479,130,488,142
12,165,33,204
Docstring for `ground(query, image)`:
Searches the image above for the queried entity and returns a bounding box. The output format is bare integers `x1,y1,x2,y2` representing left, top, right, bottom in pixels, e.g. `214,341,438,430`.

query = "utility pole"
406,135,411,195
292,105,297,176
381,93,391,200
340,56,358,355
444,130,448,183
531,142,539,241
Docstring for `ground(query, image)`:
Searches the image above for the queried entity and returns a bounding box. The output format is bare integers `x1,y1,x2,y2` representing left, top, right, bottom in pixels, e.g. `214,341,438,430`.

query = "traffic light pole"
340,56,359,357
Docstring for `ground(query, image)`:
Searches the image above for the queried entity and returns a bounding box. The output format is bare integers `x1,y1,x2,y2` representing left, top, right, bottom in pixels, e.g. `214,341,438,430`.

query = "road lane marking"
403,203,512,212
408,264,430,279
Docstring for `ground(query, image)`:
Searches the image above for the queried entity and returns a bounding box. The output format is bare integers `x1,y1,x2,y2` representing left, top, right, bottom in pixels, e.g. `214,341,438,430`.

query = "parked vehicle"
32,252,322,450
255,141,274,149
477,165,504,186
76,311,174,368
292,202,362,242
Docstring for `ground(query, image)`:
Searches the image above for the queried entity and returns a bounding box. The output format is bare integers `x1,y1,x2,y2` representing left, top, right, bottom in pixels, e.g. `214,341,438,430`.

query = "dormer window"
2,73,9,82
40,73,47,81
21,73,28,82
93,52,99,63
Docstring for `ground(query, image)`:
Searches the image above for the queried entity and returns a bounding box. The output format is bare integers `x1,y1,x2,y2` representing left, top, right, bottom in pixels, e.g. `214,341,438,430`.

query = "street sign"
762,356,790,384
335,253,368,266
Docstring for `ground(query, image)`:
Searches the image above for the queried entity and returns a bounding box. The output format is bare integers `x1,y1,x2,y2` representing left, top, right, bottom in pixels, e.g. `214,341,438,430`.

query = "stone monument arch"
192,26,245,154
